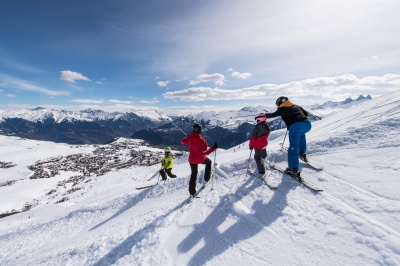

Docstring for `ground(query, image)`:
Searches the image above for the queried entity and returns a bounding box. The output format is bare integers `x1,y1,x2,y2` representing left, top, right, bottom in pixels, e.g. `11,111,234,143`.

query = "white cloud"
108,99,133,104
189,73,225,86
7,94,15,97
0,55,46,74
72,99,104,104
227,69,252,79
0,75,69,96
163,74,400,102
176,77,189,82
60,70,91,83
231,71,252,79
153,0,400,86
364,56,379,61
140,98,159,104
157,81,169,87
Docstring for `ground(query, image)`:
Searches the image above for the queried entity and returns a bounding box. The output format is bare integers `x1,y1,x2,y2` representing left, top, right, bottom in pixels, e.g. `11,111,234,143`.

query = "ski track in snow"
0,91,400,265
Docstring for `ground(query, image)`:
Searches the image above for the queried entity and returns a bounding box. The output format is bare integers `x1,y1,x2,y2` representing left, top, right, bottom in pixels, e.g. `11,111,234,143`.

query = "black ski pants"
254,148,267,173
189,157,212,196
160,168,177,180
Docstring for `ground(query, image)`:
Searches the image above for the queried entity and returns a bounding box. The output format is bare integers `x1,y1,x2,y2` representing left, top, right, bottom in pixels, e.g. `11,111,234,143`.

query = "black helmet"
193,123,202,133
276,96,289,107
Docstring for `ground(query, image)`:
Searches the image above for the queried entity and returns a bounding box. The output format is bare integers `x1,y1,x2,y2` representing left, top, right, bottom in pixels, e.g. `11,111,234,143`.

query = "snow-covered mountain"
309,94,372,117
0,107,169,123
133,95,372,149
0,96,369,147
0,107,170,144
0,91,399,265
132,105,322,149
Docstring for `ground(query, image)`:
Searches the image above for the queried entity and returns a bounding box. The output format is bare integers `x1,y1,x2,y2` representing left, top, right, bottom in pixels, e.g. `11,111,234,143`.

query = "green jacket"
162,153,174,169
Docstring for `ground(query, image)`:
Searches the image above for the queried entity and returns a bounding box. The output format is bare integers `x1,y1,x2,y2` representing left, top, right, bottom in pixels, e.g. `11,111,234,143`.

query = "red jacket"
181,132,216,164
249,122,270,150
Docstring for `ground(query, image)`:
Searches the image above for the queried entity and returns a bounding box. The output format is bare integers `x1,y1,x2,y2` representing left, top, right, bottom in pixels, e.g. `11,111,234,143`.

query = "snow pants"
288,121,312,169
160,168,177,180
254,148,267,173
189,157,212,195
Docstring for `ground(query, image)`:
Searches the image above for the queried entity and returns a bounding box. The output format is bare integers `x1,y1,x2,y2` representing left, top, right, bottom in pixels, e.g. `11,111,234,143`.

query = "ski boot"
284,168,303,182
299,152,309,162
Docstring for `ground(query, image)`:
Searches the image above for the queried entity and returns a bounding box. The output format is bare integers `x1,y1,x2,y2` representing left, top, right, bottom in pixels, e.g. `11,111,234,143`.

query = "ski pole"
246,149,253,179
281,130,288,150
248,149,253,162
231,114,255,119
304,109,322,120
154,161,163,184
156,171,161,184
157,113,187,136
148,166,162,181
211,150,217,190
167,118,188,136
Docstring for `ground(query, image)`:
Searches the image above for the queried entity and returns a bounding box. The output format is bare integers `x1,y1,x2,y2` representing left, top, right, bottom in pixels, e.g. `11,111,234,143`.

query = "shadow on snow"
92,167,295,265
177,174,294,265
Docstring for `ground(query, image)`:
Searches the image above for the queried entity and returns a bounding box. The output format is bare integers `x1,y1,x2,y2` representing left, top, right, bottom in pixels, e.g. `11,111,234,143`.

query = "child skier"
249,113,271,175
160,146,177,181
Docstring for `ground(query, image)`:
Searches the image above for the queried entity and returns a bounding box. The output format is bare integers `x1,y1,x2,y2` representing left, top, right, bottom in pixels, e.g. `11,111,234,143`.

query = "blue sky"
0,0,399,115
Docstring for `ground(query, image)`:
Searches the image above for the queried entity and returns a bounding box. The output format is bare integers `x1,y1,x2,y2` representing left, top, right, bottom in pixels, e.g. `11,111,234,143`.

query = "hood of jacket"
278,100,294,108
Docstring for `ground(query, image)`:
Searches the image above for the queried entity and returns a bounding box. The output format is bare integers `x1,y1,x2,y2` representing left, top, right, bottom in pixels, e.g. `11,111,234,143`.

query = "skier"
160,146,177,181
249,113,271,175
181,123,218,198
265,96,311,178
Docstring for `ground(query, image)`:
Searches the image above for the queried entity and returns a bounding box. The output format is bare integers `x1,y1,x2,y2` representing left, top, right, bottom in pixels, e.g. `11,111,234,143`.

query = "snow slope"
0,91,399,265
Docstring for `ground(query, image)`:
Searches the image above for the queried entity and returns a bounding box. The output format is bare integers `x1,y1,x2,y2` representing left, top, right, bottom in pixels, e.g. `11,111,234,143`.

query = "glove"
249,146,253,150
213,142,218,149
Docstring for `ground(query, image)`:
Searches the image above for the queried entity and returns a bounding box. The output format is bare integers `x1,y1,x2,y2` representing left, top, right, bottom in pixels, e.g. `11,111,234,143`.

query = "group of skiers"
159,96,311,197
250,96,311,179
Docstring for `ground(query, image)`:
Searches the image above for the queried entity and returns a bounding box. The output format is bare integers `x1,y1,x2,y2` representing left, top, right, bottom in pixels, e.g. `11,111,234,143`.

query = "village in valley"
0,138,184,218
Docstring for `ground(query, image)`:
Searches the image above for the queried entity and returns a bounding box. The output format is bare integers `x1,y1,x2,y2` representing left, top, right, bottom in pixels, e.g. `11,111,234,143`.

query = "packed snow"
0,91,399,265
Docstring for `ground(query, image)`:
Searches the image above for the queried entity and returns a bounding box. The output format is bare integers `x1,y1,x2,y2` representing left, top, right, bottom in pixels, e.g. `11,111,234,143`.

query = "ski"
189,182,209,203
279,143,323,170
265,161,323,192
136,179,167,190
247,166,277,189
136,184,157,190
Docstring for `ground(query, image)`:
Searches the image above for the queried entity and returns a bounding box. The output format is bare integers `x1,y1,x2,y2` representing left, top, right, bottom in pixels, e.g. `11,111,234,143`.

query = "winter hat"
164,146,171,152
276,96,289,107
255,113,267,124
193,123,202,133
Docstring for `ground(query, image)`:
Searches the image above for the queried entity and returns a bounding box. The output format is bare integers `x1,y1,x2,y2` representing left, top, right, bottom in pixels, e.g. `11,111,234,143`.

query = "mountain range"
0,95,371,148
